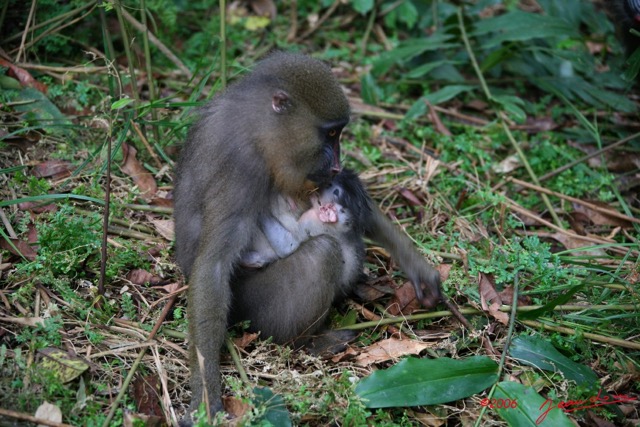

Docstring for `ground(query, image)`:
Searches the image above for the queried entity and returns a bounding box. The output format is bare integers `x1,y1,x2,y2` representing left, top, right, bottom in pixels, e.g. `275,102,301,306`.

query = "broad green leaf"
396,0,418,29
425,85,474,105
7,88,71,129
351,0,373,15
355,356,498,408
252,387,291,427
510,336,599,390
405,98,427,121
405,59,457,79
371,33,457,75
493,95,526,123
360,72,382,105
111,97,134,110
493,381,574,427
624,46,640,81
473,11,579,48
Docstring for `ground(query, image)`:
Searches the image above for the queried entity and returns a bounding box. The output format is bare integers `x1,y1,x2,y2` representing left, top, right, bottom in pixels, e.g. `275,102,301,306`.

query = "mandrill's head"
230,52,351,196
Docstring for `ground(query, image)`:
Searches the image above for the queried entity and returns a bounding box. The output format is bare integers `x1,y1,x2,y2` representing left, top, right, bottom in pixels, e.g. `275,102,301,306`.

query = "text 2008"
480,398,519,409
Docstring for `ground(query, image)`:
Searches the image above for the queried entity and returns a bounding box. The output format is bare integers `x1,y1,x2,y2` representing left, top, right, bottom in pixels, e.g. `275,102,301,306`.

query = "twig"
16,0,37,63
0,408,74,427
360,4,377,58
296,0,340,41
120,8,192,79
539,131,640,182
113,3,140,104
503,198,634,254
101,294,178,427
226,338,250,384
509,177,640,225
132,122,163,169
520,319,640,350
139,0,160,144
124,203,173,214
98,118,113,295
286,0,298,42
219,0,227,89
14,63,109,73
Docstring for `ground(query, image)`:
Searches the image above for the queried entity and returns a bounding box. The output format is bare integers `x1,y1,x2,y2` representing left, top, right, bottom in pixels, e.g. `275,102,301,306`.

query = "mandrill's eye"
328,129,337,137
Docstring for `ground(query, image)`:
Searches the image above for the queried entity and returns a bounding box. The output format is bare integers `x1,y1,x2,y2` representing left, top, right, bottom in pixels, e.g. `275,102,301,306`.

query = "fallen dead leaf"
233,332,259,349
355,337,433,366
386,281,420,316
0,238,38,260
123,411,163,427
493,153,521,174
33,159,73,179
0,57,48,93
34,401,62,426
499,285,531,306
150,219,174,241
37,347,90,383
478,273,509,325
330,346,358,363
121,143,158,200
126,269,163,286
436,264,452,282
17,201,57,213
223,395,250,419
548,232,607,257
573,201,632,227
131,374,164,419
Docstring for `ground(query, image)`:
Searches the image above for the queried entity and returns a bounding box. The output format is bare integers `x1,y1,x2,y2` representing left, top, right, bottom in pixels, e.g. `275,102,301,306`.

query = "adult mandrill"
174,52,442,423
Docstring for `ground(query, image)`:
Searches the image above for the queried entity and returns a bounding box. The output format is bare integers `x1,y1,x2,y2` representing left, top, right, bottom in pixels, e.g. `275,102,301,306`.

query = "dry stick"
226,338,250,385
219,0,227,90
120,8,192,79
113,3,140,103
101,294,178,427
11,5,97,57
346,305,640,350
125,203,173,214
0,207,17,238
132,122,163,169
15,63,109,74
4,0,95,44
520,319,640,350
539,131,640,182
139,0,160,145
97,122,112,296
16,0,37,63
360,4,377,58
509,177,640,225
504,198,635,254
456,8,562,229
295,0,341,42
0,408,74,427
286,0,298,42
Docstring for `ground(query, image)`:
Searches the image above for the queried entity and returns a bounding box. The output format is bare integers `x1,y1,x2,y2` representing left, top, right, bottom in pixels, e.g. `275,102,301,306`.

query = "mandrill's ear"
272,90,291,113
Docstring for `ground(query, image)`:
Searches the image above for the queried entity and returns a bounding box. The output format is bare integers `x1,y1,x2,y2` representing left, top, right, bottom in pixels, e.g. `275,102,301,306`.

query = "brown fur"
174,53,442,425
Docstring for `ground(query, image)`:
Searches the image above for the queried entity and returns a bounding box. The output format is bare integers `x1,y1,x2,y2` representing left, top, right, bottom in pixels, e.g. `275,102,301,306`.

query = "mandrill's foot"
179,399,224,427
304,329,358,356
